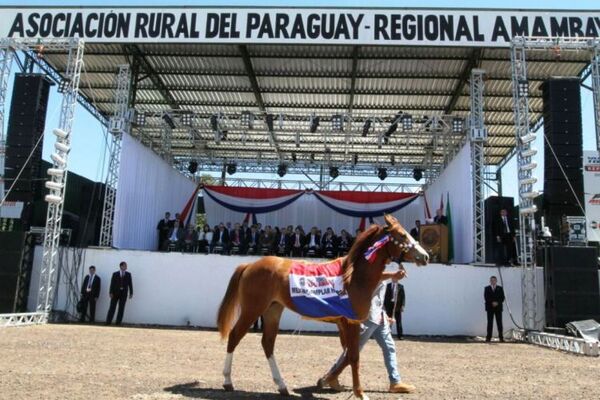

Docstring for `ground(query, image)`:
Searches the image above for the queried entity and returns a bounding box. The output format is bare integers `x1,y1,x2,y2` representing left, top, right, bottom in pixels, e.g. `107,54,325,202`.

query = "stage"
27,246,551,337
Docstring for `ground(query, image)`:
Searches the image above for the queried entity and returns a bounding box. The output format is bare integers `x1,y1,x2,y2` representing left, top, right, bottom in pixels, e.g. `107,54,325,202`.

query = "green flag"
446,192,454,263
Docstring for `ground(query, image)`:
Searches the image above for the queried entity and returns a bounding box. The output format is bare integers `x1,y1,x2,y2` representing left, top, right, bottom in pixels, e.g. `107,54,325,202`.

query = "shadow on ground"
164,381,335,399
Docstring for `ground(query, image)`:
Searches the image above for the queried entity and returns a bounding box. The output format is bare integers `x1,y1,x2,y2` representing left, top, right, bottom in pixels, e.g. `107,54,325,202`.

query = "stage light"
385,113,401,143
135,112,146,126
331,114,344,132
57,79,70,94
377,167,388,181
277,163,287,177
45,181,63,191
47,168,65,177
291,152,297,162
402,115,413,131
390,155,395,166
329,166,339,179
520,133,536,144
521,191,539,199
187,161,198,174
522,148,537,158
518,79,529,97
310,115,320,133
519,177,537,186
266,114,275,131
353,154,358,165
226,163,237,175
452,118,464,133
519,162,537,172
241,111,254,129
310,153,315,163
278,113,284,129
520,205,537,215
53,128,68,139
181,113,194,127
54,142,70,153
51,153,66,167
362,119,372,137
295,131,300,148
413,168,423,181
45,194,63,204
162,112,176,129
210,114,220,132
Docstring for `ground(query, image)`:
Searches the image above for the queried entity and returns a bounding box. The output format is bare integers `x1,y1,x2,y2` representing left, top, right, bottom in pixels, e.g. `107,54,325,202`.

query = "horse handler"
317,263,416,394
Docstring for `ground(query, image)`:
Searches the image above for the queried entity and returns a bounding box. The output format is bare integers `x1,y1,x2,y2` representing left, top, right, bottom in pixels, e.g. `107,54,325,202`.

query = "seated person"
337,229,353,256
167,220,184,251
245,225,261,254
210,223,230,253
197,224,212,253
321,227,338,258
258,225,275,254
229,223,246,254
434,209,448,225
304,226,321,256
290,227,304,257
182,224,198,252
275,226,291,256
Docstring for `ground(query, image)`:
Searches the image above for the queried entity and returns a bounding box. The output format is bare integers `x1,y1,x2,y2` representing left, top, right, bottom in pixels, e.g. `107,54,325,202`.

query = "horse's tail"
217,263,249,340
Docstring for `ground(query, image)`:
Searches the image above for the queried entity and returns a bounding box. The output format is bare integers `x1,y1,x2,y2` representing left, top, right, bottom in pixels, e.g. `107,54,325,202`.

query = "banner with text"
583,151,600,242
1,8,600,46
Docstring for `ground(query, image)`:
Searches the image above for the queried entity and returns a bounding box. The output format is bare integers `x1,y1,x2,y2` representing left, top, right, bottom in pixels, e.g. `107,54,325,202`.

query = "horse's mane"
342,224,385,286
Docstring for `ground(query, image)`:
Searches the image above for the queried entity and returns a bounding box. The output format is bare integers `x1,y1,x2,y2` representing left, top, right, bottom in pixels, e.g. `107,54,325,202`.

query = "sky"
1,0,599,205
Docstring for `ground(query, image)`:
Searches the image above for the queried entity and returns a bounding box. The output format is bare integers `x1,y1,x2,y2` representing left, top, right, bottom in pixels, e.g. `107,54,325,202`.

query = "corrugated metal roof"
35,41,594,172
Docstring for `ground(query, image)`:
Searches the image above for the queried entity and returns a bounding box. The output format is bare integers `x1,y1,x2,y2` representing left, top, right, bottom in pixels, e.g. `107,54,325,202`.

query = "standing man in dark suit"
106,261,133,326
79,265,101,323
493,208,516,266
156,212,172,251
409,220,421,241
384,280,406,340
484,276,505,342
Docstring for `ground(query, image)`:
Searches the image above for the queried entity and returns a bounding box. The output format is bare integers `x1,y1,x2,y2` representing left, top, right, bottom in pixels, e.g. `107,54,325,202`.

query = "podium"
419,224,448,263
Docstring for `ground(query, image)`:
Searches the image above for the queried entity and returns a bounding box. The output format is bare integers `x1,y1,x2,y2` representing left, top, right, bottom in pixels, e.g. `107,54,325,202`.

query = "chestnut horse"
217,214,429,399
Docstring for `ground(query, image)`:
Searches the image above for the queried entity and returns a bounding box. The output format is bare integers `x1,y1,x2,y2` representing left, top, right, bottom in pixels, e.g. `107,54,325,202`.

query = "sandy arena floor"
0,324,598,399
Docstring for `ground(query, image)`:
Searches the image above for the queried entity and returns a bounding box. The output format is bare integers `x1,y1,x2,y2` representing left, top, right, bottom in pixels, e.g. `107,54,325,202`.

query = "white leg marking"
267,355,287,391
223,352,233,386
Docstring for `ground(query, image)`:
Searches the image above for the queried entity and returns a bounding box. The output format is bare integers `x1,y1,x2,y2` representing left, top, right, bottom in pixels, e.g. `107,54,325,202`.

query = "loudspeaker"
4,74,51,229
484,196,515,264
0,231,27,313
544,246,600,327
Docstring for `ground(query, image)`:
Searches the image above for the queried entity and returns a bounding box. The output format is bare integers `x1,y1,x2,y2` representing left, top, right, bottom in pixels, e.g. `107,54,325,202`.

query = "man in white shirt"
318,264,416,394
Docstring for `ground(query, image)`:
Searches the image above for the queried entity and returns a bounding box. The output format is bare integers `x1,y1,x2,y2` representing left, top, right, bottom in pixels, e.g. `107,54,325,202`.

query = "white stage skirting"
28,247,546,337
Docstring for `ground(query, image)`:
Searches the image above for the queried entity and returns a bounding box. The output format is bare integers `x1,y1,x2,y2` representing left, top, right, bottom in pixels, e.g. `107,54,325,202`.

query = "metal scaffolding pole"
592,41,600,151
0,40,14,203
469,69,487,263
99,65,132,247
511,37,539,331
36,38,85,315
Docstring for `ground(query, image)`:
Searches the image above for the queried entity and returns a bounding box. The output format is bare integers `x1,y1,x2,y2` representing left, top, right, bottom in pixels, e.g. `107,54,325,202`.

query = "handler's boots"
389,382,416,393
317,375,345,392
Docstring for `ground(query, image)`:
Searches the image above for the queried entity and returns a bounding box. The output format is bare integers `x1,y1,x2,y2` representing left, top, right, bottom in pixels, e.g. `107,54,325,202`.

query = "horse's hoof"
354,391,369,400
278,387,290,396
223,384,234,391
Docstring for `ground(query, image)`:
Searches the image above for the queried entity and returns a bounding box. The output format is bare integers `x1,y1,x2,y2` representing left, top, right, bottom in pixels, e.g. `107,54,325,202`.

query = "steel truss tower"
469,69,487,263
99,65,132,247
510,37,600,333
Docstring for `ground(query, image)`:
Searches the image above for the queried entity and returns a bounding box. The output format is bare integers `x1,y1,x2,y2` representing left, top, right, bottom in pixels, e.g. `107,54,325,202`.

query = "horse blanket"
288,258,358,322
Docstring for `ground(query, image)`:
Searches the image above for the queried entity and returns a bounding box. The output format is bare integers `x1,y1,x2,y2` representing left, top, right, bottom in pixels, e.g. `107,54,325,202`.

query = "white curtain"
113,134,196,250
204,191,424,235
425,143,473,263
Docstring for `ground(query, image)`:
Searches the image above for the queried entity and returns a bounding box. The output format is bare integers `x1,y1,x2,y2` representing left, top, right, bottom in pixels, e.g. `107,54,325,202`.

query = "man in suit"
210,223,230,253
484,276,505,342
384,281,405,340
409,220,421,241
433,209,448,225
79,265,101,323
493,208,516,266
106,261,133,326
156,212,171,251
304,226,321,256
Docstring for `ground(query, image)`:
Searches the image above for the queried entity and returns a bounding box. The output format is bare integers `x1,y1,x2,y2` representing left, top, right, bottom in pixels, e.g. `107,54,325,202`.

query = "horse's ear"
384,214,397,227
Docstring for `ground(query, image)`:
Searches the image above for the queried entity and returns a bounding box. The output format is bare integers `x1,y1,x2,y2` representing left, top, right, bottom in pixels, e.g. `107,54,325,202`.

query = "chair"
230,244,240,255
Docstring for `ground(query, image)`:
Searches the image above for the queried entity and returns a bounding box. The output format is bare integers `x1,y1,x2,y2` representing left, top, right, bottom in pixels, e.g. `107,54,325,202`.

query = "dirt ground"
0,324,598,400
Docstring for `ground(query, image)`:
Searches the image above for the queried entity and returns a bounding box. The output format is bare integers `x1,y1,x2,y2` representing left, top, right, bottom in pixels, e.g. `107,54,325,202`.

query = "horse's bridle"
383,226,418,260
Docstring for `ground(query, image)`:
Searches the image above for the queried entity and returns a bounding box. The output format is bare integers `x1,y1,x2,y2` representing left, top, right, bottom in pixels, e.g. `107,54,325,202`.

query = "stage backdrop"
113,133,196,250
424,142,473,264
203,186,424,235
28,247,548,337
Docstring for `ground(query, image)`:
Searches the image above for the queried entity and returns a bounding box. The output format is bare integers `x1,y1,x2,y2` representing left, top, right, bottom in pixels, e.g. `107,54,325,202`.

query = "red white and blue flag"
202,185,304,214
313,190,419,218
289,259,357,321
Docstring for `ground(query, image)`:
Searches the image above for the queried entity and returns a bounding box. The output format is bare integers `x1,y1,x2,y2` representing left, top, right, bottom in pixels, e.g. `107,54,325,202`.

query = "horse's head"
383,214,429,266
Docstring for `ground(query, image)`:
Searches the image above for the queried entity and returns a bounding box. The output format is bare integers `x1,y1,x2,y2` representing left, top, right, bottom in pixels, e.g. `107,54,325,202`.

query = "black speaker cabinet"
544,246,600,327
0,231,27,313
